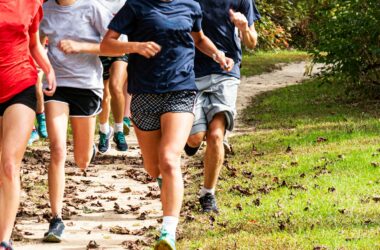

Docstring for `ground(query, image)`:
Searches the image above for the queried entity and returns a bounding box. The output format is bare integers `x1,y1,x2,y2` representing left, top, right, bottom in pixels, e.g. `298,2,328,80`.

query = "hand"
43,69,57,96
136,41,161,58
58,40,83,54
223,57,235,72
229,9,249,32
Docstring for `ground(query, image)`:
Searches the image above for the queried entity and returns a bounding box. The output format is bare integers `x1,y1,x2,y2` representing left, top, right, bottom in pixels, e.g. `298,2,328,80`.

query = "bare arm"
230,9,258,49
57,40,123,57
100,30,161,58
29,30,56,96
191,31,234,71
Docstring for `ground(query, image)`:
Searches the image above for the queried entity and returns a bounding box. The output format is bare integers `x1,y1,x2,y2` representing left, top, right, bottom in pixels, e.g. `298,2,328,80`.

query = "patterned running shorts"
131,91,196,131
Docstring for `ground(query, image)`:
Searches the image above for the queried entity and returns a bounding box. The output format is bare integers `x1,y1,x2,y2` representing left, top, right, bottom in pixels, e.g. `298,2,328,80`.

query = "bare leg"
36,71,45,114
159,112,194,217
134,126,161,178
123,74,131,118
0,105,34,242
204,113,226,189
45,102,69,217
71,116,97,170
109,61,127,124
98,79,110,125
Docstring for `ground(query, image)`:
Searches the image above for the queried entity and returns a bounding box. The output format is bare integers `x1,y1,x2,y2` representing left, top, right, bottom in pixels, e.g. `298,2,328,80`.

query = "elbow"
246,41,257,50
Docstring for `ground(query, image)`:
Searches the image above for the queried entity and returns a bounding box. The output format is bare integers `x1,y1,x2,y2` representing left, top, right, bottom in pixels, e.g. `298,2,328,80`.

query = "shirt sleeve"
238,0,261,27
108,2,137,36
92,2,114,38
192,5,203,32
29,5,43,33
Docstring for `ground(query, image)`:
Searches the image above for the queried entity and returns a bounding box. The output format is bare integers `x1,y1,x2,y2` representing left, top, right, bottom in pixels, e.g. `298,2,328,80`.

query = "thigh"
45,102,69,146
109,60,127,90
0,117,3,154
160,112,194,157
134,126,161,177
1,104,35,164
70,116,96,157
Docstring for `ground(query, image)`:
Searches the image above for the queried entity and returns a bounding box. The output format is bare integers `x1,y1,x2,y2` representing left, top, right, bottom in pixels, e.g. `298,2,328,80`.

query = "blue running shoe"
28,129,39,145
113,131,128,151
98,127,113,154
43,216,65,243
199,193,219,213
36,113,48,138
0,241,13,250
123,117,131,135
154,229,176,250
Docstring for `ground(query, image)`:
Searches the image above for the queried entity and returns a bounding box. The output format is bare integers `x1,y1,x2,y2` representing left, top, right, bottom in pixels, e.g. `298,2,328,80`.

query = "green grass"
240,50,309,77
179,78,380,249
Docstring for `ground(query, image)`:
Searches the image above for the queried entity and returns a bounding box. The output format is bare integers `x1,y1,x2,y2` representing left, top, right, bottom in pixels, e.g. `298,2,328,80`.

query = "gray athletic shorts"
190,74,239,135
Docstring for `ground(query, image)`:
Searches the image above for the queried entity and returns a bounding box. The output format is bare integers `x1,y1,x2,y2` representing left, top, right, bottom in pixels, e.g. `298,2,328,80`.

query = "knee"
109,80,123,96
159,152,181,176
187,133,204,147
207,129,224,146
1,161,19,182
50,144,67,163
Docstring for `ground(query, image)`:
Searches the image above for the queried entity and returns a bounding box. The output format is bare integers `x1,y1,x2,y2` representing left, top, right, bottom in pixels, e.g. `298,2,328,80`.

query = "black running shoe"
113,131,128,151
199,193,219,213
0,241,13,250
90,144,97,164
184,143,200,156
43,216,65,243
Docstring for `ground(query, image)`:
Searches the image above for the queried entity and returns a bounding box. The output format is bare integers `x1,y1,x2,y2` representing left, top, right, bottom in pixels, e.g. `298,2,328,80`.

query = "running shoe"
91,143,97,164
157,177,162,189
36,113,48,138
154,229,176,250
184,143,200,156
223,137,233,155
98,127,113,154
113,131,128,151
123,117,131,135
199,193,219,213
43,216,65,243
0,241,13,250
28,129,40,145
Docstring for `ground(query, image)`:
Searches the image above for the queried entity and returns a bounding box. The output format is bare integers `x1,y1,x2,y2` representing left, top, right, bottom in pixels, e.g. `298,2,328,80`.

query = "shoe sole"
123,124,130,135
154,240,175,250
43,233,62,243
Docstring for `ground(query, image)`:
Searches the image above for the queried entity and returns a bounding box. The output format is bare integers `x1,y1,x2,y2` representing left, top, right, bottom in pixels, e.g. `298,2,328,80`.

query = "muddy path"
14,61,321,250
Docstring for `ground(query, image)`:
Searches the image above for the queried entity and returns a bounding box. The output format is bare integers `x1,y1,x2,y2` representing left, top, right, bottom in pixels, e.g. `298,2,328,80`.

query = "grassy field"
240,50,308,77
179,78,380,249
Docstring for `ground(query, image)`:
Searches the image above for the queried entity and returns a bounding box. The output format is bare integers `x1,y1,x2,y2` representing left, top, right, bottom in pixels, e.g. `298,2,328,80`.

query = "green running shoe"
154,229,176,250
113,131,128,151
28,129,39,145
123,117,131,135
36,113,48,138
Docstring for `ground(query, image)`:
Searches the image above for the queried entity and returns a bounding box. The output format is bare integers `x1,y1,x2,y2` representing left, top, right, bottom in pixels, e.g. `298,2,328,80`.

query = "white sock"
114,122,123,133
99,123,110,134
162,216,178,238
200,187,215,197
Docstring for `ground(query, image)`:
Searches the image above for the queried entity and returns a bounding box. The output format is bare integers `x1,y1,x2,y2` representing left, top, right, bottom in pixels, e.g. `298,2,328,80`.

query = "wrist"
212,50,225,63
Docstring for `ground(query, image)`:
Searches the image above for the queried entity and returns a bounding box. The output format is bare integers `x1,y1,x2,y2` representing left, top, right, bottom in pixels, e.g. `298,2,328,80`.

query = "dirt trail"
14,61,321,250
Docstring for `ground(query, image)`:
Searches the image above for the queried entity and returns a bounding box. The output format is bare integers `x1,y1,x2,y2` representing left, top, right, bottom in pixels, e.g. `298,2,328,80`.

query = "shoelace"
99,133,108,145
116,132,126,144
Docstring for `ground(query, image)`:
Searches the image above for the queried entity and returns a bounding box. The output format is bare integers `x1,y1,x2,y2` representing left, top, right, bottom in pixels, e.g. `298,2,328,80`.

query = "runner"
39,0,113,243
185,0,261,213
0,0,56,249
96,0,129,153
101,0,234,249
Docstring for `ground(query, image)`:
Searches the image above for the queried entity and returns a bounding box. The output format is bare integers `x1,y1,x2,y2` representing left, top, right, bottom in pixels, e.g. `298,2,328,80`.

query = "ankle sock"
114,122,123,133
200,187,215,197
162,216,178,239
99,123,110,134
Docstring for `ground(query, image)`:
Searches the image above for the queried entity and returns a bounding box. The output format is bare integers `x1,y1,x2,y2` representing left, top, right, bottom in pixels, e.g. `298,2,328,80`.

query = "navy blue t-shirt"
109,0,202,94
194,0,261,79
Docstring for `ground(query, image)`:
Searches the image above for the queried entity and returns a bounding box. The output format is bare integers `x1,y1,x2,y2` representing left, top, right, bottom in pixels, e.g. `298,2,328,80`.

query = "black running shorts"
44,87,102,117
131,91,196,131
0,85,36,116
100,55,129,81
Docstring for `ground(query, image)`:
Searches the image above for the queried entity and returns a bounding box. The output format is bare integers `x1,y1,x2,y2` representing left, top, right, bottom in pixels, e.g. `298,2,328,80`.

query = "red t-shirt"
0,0,43,103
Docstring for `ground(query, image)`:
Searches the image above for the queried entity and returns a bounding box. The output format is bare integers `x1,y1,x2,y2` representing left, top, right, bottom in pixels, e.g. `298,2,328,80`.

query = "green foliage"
310,0,380,85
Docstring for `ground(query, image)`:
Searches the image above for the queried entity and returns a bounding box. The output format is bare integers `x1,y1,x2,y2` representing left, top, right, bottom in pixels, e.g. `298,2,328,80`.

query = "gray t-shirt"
40,0,113,98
